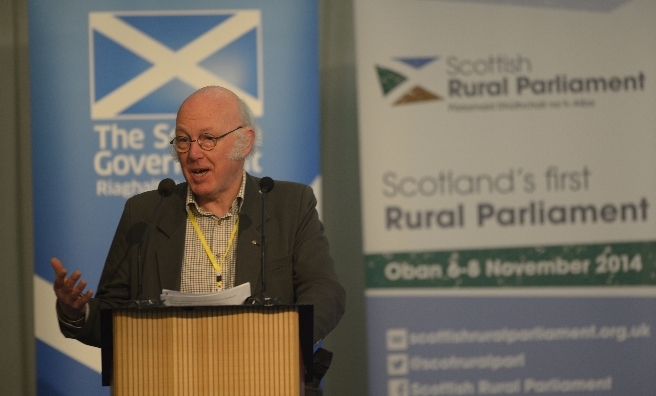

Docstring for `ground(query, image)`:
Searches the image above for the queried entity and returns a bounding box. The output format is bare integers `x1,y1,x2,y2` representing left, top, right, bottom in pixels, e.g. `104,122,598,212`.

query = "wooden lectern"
100,305,313,396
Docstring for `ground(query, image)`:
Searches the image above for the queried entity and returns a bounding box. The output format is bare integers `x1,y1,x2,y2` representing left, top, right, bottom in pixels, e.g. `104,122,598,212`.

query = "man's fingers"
50,257,63,270
51,257,67,288
50,257,92,307
76,290,94,307
71,279,87,296
67,270,82,287
70,290,93,311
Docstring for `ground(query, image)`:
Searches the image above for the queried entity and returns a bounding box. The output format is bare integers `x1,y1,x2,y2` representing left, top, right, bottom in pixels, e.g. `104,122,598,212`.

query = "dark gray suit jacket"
63,174,345,348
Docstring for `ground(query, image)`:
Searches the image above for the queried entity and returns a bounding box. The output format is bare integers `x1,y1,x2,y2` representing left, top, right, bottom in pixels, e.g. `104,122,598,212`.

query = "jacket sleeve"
59,196,142,347
290,185,346,344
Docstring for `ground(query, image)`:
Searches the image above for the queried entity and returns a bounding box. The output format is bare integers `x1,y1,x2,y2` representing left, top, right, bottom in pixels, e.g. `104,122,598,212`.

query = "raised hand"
51,257,93,321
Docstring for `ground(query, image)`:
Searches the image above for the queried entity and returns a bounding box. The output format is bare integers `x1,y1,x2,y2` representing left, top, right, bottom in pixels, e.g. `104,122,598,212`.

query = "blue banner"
29,1,319,394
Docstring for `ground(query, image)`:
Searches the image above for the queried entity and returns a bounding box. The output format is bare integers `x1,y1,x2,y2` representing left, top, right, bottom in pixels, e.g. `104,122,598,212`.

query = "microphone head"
157,178,176,197
260,176,274,193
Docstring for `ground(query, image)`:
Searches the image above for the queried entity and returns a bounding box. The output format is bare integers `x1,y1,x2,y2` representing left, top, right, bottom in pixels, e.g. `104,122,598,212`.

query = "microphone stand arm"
246,185,280,306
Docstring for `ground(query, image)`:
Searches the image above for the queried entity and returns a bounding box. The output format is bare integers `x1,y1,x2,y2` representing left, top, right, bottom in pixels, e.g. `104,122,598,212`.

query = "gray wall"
0,0,366,395
320,2,368,394
1,0,37,395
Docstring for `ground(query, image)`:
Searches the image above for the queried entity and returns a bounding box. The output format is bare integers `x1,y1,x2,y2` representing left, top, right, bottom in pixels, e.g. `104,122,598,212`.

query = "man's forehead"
174,124,217,134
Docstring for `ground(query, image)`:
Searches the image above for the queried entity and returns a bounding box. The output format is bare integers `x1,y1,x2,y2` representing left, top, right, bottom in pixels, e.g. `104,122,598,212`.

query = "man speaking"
50,86,345,393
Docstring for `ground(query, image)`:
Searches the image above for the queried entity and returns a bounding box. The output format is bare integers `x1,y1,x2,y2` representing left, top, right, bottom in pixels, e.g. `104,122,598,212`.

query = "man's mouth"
191,169,209,177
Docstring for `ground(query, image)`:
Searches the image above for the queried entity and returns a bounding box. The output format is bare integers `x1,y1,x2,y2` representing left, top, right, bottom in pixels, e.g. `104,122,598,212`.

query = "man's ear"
241,127,256,158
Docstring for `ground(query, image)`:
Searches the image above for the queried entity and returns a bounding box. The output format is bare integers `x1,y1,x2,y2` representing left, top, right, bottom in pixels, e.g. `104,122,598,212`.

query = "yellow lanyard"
188,208,239,289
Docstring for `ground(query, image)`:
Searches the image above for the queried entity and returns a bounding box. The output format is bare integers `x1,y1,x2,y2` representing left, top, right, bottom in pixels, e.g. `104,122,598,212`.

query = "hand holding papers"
160,282,251,307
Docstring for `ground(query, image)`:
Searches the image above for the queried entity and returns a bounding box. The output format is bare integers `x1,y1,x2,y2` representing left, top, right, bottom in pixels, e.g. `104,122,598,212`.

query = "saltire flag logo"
375,56,442,105
89,10,263,120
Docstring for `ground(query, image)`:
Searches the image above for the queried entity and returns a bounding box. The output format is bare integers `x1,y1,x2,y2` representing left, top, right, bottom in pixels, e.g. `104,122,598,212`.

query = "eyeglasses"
170,126,244,153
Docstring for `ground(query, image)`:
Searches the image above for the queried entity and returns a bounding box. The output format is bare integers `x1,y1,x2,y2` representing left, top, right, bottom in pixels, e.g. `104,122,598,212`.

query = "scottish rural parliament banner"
29,1,319,394
355,0,656,395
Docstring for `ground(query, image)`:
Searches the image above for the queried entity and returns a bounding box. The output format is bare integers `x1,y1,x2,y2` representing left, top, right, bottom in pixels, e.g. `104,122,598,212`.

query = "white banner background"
355,0,656,395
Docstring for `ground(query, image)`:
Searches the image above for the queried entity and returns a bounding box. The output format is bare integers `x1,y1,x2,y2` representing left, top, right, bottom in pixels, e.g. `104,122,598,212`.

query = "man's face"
174,92,253,208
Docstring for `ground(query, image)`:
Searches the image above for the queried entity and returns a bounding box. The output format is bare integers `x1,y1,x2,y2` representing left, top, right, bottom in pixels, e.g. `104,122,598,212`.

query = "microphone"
247,177,280,305
157,178,176,197
133,178,175,306
260,176,274,193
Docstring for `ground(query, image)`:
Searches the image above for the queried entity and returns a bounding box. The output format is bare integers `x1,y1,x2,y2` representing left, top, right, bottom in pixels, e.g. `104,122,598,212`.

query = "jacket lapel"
236,174,266,292
154,183,187,292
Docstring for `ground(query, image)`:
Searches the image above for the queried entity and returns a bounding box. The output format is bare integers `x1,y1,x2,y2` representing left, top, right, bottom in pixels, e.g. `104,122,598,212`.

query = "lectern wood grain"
110,306,303,396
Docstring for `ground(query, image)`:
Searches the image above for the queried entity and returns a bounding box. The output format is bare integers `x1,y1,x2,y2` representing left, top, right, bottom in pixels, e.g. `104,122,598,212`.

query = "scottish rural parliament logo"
375,56,442,106
89,10,263,120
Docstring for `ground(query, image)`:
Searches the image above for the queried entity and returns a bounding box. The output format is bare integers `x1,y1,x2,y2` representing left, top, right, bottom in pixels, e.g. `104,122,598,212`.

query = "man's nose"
186,139,205,158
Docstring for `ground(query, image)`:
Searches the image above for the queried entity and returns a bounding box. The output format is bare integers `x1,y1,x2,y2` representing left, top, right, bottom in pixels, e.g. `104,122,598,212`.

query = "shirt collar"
186,171,246,218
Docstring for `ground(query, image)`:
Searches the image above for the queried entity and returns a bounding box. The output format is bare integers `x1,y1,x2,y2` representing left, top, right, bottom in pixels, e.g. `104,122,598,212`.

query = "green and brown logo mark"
376,56,442,105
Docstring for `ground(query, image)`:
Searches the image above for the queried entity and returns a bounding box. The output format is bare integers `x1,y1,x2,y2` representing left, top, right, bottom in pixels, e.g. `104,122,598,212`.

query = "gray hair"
230,96,261,161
